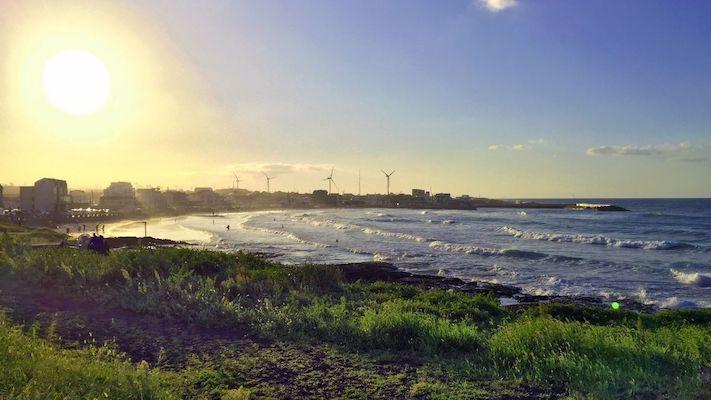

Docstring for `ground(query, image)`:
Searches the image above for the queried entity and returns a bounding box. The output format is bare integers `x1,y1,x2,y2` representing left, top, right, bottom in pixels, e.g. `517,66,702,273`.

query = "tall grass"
0,314,175,399
0,242,709,399
488,316,710,399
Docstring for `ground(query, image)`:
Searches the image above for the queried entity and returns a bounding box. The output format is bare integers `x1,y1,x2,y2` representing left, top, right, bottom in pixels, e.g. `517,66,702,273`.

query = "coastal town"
0,177,628,225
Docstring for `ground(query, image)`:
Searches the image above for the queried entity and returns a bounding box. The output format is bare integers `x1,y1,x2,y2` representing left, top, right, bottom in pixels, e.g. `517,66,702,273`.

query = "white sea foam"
240,218,331,249
427,240,547,260
292,215,429,243
373,253,392,262
659,297,699,309
670,269,711,287
500,226,693,250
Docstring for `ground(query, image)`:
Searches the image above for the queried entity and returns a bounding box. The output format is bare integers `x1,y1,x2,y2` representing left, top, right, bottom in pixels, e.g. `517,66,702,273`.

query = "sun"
43,50,111,116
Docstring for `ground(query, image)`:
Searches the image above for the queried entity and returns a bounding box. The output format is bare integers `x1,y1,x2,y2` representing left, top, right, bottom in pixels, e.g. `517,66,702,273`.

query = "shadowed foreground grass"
0,229,709,399
0,313,174,399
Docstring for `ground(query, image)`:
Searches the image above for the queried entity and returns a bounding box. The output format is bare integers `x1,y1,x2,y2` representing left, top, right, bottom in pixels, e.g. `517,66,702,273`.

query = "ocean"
105,199,711,308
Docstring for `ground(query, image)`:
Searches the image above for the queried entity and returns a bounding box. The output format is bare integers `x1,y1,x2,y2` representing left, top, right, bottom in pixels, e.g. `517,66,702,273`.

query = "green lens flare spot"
611,301,620,310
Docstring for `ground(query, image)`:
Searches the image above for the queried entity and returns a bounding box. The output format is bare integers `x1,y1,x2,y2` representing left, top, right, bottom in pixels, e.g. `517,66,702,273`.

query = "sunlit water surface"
106,199,711,308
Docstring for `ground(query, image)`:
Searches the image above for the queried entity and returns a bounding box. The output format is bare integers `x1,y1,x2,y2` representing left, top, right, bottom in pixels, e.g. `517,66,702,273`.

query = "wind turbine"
381,170,395,195
232,172,241,190
263,172,274,193
323,168,338,194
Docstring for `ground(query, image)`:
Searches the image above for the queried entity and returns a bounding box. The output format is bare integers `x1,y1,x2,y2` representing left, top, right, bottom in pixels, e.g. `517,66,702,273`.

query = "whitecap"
499,226,694,251
670,269,711,287
373,253,392,262
659,297,699,309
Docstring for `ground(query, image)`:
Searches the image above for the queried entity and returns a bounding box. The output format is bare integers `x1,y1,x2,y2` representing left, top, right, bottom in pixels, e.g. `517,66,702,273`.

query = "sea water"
106,199,711,308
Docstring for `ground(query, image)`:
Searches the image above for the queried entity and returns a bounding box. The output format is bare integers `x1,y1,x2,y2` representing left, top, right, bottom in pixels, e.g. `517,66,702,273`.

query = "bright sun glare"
43,50,111,116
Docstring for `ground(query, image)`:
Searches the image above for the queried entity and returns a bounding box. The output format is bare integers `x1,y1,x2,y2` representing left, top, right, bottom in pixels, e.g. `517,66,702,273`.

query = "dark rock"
105,236,184,248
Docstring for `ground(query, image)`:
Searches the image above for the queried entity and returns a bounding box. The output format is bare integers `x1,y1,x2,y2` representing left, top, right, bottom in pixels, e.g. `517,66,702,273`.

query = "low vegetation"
0,221,66,244
0,227,709,399
0,313,174,399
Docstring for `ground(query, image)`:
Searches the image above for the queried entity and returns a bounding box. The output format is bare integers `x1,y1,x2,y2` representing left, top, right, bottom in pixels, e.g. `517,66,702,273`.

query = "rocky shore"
43,235,651,311
335,261,653,312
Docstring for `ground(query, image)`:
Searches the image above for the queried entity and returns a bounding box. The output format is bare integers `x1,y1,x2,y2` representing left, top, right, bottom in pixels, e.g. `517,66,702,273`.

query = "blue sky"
2,0,710,196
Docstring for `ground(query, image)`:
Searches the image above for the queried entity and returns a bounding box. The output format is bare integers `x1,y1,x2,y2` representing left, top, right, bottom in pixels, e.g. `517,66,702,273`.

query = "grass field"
0,224,709,399
0,221,66,244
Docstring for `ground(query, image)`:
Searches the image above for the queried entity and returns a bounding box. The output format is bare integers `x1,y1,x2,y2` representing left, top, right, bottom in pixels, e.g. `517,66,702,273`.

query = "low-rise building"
99,182,139,213
70,190,91,207
17,178,71,214
19,187,34,212
136,188,168,213
189,187,228,209
164,190,190,211
412,189,429,198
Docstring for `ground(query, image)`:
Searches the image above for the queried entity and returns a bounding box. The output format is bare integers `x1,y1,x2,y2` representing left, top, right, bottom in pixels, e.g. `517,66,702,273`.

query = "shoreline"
40,199,629,231
70,234,657,312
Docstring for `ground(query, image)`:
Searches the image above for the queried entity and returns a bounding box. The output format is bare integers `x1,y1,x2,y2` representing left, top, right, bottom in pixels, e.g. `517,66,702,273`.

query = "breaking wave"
670,269,711,287
291,215,429,243
659,297,699,309
500,226,695,250
241,219,332,249
428,240,548,260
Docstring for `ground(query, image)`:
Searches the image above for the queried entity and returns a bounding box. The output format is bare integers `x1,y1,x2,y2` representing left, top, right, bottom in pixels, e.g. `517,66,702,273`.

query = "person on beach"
87,233,108,255
98,235,108,254
88,233,99,252
226,225,230,231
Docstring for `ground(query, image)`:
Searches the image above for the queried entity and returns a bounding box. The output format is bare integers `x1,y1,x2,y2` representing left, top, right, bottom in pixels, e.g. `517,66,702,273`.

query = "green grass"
0,238,709,399
0,222,67,244
0,313,175,400
488,316,709,399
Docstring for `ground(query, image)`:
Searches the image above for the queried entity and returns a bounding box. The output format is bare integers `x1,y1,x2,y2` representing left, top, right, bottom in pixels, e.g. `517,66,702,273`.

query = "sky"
1,0,710,197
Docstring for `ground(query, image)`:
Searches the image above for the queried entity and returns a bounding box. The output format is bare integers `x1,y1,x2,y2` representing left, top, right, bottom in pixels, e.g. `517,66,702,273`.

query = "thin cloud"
479,0,517,12
227,163,332,176
488,139,543,151
586,142,691,156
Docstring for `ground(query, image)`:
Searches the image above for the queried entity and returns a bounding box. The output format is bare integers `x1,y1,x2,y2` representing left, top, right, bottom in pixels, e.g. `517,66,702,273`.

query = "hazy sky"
1,0,710,197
